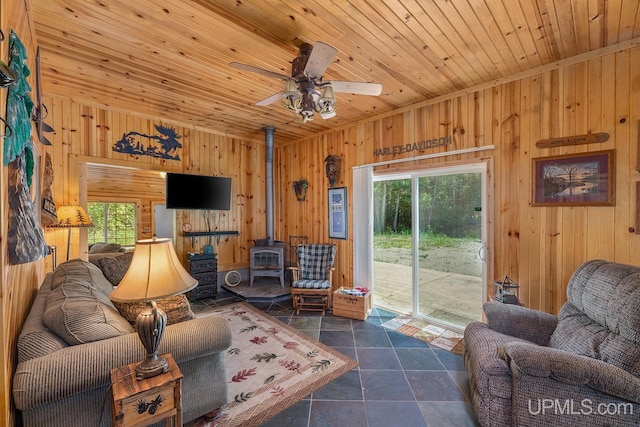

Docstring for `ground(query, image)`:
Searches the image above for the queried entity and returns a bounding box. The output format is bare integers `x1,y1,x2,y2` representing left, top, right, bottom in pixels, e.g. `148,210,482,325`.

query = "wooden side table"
111,353,183,427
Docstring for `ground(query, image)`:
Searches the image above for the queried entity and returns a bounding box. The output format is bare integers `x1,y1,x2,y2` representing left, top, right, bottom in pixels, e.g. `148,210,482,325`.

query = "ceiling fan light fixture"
283,96,302,113
320,110,337,120
299,92,315,121
282,79,299,98
282,79,302,112
316,85,336,117
299,113,313,123
230,40,381,125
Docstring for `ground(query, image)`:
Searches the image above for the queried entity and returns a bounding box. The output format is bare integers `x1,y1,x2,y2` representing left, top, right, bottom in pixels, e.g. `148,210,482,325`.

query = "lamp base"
134,301,169,380
135,353,169,380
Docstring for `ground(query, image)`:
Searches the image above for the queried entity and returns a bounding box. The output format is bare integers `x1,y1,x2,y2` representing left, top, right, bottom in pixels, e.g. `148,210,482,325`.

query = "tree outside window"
87,202,136,245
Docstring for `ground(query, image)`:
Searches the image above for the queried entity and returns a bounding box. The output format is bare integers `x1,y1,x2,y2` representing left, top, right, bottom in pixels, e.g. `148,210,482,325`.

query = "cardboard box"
333,287,372,320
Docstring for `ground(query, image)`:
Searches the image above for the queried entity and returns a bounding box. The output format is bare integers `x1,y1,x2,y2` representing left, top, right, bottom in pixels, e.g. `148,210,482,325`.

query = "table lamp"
110,237,197,380
49,205,94,260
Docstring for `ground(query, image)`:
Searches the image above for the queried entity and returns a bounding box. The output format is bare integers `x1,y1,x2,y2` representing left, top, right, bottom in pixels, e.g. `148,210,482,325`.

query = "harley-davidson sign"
373,135,452,157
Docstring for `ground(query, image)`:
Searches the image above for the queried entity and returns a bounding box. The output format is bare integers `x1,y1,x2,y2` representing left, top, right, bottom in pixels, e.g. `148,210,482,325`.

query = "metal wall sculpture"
4,30,33,167
4,31,48,264
113,124,183,160
41,152,57,226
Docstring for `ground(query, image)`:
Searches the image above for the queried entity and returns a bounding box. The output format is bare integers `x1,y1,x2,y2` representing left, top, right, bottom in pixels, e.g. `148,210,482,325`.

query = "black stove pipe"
262,126,275,246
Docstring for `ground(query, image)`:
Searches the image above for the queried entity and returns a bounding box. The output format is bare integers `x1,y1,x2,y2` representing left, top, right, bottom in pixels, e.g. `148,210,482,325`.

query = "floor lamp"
49,205,94,260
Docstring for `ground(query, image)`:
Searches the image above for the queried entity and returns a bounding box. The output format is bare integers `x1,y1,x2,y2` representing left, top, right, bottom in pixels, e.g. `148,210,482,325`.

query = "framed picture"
328,186,348,239
532,150,615,206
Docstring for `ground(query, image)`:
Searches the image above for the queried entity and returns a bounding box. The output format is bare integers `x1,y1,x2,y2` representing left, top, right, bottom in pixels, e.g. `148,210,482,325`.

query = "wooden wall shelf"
183,231,239,237
183,231,238,246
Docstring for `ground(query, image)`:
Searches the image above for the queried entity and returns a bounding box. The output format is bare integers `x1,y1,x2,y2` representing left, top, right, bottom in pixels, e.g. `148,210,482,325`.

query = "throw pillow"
113,295,195,326
97,252,134,286
43,271,134,345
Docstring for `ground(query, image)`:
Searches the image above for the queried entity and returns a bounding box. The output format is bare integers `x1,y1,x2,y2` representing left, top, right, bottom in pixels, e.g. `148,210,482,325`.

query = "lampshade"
110,237,197,302
48,205,94,261
50,205,94,228
110,237,197,380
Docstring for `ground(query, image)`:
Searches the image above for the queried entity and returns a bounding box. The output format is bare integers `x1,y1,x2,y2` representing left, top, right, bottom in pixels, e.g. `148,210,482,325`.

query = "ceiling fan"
230,41,382,123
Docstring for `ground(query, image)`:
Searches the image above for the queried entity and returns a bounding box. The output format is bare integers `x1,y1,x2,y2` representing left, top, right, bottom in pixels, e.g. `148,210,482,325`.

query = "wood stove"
250,243,285,288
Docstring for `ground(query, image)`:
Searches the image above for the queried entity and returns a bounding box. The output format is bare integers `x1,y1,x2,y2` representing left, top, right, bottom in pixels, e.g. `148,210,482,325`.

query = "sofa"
464,259,640,426
87,241,130,266
12,258,232,427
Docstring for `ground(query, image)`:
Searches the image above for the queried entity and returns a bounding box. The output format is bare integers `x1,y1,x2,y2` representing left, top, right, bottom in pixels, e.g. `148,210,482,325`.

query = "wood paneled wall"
277,46,640,315
87,164,166,240
39,44,640,317
43,97,268,270
1,1,43,426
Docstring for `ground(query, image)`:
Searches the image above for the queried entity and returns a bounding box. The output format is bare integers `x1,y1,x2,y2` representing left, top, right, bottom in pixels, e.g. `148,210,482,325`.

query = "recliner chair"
464,259,640,426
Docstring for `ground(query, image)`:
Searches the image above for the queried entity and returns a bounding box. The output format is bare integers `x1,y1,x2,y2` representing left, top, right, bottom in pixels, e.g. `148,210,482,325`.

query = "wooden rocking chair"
289,244,336,315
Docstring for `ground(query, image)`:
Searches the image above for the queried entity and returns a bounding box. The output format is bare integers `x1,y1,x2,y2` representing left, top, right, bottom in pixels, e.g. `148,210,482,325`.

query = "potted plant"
292,177,308,201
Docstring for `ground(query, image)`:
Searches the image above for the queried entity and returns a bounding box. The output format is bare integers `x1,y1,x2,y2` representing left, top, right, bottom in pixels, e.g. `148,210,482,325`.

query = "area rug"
188,302,358,427
380,314,465,355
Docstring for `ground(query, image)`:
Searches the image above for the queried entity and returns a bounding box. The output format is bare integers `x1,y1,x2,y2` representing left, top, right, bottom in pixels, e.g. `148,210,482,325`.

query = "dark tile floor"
191,289,480,427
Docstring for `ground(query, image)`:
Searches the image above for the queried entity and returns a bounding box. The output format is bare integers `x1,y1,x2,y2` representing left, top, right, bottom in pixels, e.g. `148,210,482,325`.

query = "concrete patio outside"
373,261,483,331
221,261,484,332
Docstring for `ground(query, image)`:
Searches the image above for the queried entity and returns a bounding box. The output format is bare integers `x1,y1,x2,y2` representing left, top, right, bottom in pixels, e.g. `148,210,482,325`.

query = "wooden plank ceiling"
31,0,640,144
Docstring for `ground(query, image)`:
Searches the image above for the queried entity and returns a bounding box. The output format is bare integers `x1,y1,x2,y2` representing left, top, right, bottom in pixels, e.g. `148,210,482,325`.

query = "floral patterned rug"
188,302,358,427
380,314,465,355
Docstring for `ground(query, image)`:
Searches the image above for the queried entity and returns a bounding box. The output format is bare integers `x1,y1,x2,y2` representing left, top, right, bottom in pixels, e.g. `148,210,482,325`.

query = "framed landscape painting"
532,150,615,206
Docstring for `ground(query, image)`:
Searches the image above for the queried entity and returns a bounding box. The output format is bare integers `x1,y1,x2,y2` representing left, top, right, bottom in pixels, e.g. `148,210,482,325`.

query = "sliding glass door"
373,164,487,330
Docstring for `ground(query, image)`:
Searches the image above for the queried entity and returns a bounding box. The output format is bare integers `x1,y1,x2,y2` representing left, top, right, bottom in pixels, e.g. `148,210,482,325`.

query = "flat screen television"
165,173,232,210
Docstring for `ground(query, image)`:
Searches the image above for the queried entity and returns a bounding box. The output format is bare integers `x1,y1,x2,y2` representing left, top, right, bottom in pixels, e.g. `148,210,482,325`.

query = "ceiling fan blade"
304,41,337,79
229,62,289,81
256,92,283,106
329,80,382,96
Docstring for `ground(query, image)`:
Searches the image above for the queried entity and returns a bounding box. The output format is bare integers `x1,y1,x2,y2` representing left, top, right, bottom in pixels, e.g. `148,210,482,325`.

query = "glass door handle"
478,244,487,262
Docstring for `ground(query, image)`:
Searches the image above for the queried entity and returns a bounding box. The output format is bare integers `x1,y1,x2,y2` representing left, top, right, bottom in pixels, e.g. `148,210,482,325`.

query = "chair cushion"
298,244,336,280
550,260,640,376
292,279,332,289
42,260,134,345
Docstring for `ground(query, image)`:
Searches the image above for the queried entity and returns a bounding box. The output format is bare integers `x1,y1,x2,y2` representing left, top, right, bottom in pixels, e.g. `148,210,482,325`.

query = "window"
88,202,136,245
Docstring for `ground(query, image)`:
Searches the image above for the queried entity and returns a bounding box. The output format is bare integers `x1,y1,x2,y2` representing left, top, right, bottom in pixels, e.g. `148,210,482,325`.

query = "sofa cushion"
89,242,122,254
113,294,195,325
97,252,134,286
42,260,134,345
51,258,115,296
550,260,640,376
16,274,69,363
